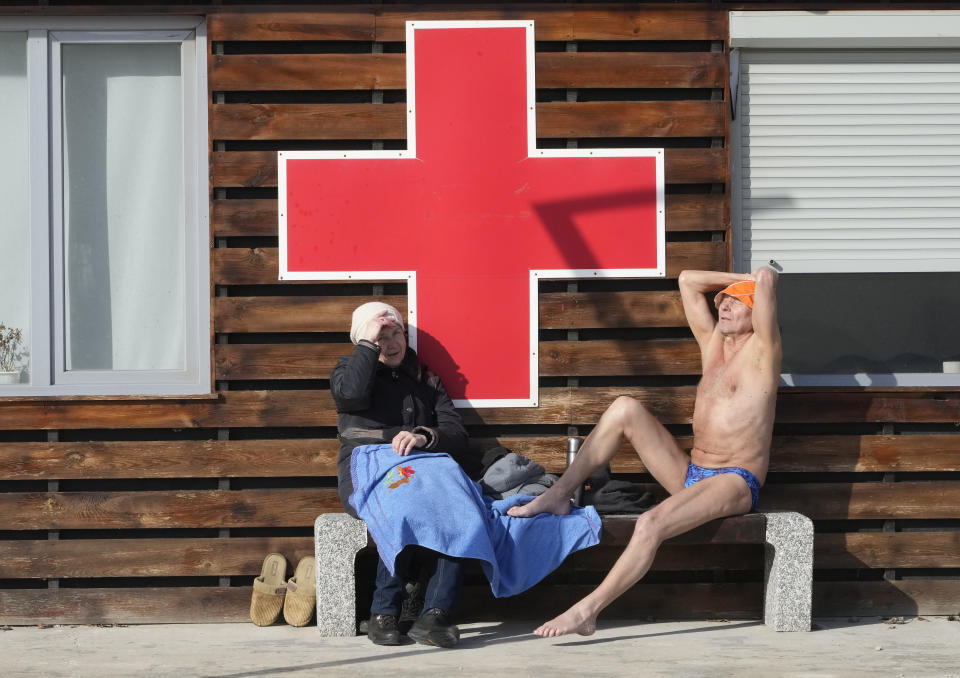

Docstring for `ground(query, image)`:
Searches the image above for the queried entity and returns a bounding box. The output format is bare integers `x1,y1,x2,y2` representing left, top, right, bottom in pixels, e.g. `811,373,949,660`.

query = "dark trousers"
370,546,463,616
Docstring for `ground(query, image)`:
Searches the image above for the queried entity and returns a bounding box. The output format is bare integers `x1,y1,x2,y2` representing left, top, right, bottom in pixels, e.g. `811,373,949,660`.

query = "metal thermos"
567,437,583,506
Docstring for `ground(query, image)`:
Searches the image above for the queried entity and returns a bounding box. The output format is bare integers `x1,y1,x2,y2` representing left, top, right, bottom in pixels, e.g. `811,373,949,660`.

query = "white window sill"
781,373,960,388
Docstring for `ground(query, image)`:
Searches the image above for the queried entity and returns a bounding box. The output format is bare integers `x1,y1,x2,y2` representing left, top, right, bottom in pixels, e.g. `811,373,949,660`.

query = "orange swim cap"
714,280,755,308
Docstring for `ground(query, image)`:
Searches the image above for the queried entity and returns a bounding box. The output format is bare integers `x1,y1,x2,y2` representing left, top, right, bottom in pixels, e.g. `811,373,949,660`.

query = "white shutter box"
735,50,960,273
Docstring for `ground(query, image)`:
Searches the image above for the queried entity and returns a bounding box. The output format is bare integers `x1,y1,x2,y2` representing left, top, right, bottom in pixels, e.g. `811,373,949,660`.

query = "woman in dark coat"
331,301,478,648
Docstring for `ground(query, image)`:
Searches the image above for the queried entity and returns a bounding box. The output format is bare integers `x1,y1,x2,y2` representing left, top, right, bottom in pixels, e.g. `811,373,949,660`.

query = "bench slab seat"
314,510,812,635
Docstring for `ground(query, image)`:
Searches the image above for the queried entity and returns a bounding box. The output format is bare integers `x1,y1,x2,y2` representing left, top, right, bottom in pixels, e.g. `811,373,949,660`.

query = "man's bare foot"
506,489,571,518
533,605,597,638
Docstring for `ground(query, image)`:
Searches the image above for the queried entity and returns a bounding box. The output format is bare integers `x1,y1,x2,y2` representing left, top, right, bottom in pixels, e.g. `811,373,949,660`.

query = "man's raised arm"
678,270,752,349
750,266,781,348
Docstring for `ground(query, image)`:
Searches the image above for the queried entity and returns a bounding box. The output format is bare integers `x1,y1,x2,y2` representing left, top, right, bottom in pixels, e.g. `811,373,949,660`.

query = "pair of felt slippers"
250,553,316,627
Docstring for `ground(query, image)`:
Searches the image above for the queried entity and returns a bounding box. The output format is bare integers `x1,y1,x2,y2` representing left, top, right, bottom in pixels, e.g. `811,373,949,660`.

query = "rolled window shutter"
736,50,960,273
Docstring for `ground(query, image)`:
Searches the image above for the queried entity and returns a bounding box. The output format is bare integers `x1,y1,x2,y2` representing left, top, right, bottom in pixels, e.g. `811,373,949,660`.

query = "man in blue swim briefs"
508,267,781,637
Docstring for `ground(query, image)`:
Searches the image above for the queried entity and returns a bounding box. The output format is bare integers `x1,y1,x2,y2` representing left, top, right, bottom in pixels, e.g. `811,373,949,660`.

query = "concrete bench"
313,509,812,635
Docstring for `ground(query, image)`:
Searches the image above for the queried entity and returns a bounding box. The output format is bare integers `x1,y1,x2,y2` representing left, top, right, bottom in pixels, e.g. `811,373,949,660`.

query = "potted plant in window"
0,323,24,385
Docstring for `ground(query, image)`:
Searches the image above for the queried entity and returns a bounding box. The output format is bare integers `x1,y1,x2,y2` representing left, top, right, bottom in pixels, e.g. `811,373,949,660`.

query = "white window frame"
0,17,209,396
730,10,960,387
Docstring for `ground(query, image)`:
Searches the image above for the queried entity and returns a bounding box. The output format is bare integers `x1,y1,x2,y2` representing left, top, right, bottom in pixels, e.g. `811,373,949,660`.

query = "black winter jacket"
331,342,477,516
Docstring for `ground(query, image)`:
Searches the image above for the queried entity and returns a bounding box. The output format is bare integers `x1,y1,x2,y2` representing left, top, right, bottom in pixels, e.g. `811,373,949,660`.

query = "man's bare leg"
533,473,753,637
507,396,689,518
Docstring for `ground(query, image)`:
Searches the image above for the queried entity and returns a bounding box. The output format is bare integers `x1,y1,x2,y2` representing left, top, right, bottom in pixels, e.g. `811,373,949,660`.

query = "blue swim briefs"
684,463,761,511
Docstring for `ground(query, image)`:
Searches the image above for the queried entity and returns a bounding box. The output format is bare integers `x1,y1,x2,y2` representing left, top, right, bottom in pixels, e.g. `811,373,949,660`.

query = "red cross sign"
279,21,664,407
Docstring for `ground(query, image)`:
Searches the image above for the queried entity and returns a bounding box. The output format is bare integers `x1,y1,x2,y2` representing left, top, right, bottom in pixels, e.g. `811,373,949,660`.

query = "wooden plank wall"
1,3,959,625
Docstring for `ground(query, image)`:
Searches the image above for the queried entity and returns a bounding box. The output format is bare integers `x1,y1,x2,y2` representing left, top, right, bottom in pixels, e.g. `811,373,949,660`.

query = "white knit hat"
349,301,404,345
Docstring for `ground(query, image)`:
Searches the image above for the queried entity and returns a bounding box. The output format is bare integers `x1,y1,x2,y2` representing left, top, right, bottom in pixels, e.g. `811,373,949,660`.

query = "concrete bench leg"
314,514,369,636
762,511,813,632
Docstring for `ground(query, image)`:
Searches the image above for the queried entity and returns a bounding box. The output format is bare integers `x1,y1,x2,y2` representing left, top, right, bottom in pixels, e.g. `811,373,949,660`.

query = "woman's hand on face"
362,310,399,344
392,431,427,456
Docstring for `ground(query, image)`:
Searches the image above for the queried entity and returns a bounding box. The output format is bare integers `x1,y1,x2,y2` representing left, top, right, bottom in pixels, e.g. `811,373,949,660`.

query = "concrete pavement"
6,616,959,678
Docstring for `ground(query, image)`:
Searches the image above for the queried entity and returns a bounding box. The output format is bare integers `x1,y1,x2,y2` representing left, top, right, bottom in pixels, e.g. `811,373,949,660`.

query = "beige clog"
250,553,287,626
283,556,316,627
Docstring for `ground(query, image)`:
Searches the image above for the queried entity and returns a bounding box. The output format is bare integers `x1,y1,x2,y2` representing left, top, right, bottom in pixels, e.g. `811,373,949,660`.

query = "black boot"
407,608,460,648
398,578,425,634
367,613,401,646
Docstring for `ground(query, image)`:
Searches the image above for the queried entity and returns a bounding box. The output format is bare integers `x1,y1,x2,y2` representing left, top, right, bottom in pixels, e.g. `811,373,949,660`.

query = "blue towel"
349,444,601,598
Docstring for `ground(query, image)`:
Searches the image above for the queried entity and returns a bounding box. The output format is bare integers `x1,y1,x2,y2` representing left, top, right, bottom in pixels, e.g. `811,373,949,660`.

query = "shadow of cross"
279,21,664,407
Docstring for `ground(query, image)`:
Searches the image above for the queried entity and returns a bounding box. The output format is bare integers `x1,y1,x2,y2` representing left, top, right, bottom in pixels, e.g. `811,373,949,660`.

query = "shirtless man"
507,267,781,637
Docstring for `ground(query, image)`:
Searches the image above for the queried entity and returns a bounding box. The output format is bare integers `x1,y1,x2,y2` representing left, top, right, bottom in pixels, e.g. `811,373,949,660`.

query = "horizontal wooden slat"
212,103,406,141
569,543,762,572
0,582,757,626
209,9,726,44
215,343,345,379
602,514,767,546
576,481,960,519
814,580,960,617
774,392,960,426
769,434,960,473
541,532,953,580
207,11,376,42
759,482,960,520
815,532,960,569
0,387,696,429
0,536,315,579
567,8,727,42
212,199,280,237
208,9,571,43
0,587,250,625
467,582,760,621
539,339,701,376
214,339,700,379
0,538,783,580
383,386,699,427
374,8,726,42
665,193,728,231
537,52,726,89
0,440,339,480
0,489,341,530
373,10,576,42
214,295,407,333
216,291,684,334
2,389,957,431
537,101,725,138
214,247,278,285
212,101,722,141
608,434,960,474
212,151,278,188
211,148,727,187
0,435,565,480
607,437,689,474
3,434,956,482
668,148,728,184
212,242,725,285
4,579,954,625
539,290,686,329
211,53,406,91
209,52,725,92
212,193,725,237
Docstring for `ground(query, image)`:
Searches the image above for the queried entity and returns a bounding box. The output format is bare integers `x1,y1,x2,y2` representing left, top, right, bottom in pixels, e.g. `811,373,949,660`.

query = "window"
731,11,960,386
0,19,209,395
